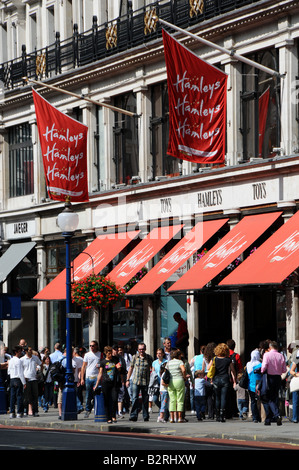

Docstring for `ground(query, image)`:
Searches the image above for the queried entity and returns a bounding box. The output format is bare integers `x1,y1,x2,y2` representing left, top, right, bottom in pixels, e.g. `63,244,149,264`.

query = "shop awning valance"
167,212,282,292
0,241,36,284
220,210,299,286
126,219,228,296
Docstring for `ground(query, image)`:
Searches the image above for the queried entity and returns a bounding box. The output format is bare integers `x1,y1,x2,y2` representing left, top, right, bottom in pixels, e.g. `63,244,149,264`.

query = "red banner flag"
162,29,227,164
259,87,270,157
32,88,89,202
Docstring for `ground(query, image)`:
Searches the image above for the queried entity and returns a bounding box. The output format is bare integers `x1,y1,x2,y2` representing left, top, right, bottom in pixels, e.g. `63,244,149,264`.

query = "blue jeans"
262,374,281,423
292,391,299,422
194,395,206,418
85,377,97,412
10,378,24,414
249,390,260,422
213,376,230,411
237,398,248,418
130,384,149,420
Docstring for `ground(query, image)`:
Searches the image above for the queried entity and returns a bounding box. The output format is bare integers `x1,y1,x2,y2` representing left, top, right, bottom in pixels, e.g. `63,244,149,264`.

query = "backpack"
49,358,66,384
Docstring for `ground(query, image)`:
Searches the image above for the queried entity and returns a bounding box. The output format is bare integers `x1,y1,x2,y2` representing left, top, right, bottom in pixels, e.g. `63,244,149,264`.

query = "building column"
33,235,47,350
277,201,298,347
223,209,244,358
276,23,298,155
231,291,245,364
143,298,155,357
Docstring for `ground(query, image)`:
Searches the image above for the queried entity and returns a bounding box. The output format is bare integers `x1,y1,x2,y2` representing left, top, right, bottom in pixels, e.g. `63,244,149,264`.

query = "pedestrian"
41,355,54,412
73,347,84,413
211,343,237,423
112,344,127,418
94,346,124,424
57,348,77,419
80,340,102,418
149,348,167,413
49,343,64,363
173,312,189,357
7,345,26,418
180,350,193,418
167,349,187,423
234,372,249,419
289,350,299,423
204,342,216,420
126,342,153,422
157,362,169,423
261,341,287,426
246,349,262,423
163,337,173,361
226,339,242,419
194,370,206,421
21,346,42,417
18,339,27,357
117,344,131,416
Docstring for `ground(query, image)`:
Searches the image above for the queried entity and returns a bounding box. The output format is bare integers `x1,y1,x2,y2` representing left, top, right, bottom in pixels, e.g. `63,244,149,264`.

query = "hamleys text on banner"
162,29,227,164
32,88,89,202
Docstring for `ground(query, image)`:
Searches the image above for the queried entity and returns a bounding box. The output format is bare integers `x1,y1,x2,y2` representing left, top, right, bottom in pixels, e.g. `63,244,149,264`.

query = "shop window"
46,238,87,279
150,82,180,179
10,246,37,301
113,92,139,185
240,49,280,161
8,123,34,197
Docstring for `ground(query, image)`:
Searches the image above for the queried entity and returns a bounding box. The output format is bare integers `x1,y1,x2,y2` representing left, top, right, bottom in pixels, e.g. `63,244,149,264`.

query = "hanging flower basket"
71,274,125,310
124,266,148,292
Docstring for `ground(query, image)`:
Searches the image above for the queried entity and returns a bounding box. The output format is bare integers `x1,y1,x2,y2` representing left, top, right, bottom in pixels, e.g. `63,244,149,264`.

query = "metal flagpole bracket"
155,16,284,79
23,77,137,117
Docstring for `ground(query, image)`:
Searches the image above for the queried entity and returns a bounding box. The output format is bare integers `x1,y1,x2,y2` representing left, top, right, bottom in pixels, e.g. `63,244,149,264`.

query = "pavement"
1,406,299,449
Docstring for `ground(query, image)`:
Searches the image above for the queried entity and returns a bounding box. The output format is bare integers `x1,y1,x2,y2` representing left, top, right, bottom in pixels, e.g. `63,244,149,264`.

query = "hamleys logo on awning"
203,233,247,269
158,242,197,275
115,244,155,278
268,230,299,263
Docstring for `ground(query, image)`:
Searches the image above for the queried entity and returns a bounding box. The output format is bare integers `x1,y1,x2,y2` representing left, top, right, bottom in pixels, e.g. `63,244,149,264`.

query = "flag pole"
23,77,136,117
155,17,283,79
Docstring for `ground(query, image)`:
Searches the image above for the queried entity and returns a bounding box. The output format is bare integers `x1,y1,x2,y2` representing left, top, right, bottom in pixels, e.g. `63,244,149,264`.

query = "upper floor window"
240,49,280,161
150,81,179,179
9,123,33,197
113,92,139,185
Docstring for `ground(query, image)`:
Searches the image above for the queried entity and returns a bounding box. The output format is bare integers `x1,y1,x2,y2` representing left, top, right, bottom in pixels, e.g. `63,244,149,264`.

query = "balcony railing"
0,0,261,91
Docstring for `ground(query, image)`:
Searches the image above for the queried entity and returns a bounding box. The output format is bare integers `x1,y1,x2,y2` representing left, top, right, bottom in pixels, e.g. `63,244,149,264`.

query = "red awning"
106,225,183,288
126,219,229,296
34,231,140,300
220,210,299,286
167,212,282,292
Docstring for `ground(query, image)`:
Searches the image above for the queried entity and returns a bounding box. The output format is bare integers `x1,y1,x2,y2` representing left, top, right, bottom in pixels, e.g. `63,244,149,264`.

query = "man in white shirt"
8,345,26,418
21,347,42,417
49,343,64,363
80,340,102,417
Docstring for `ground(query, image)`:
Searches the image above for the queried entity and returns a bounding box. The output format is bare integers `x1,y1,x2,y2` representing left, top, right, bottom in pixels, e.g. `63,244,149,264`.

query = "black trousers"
102,381,118,421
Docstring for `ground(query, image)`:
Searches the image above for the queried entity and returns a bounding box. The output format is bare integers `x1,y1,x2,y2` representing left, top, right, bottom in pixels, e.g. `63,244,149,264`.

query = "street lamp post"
57,200,79,421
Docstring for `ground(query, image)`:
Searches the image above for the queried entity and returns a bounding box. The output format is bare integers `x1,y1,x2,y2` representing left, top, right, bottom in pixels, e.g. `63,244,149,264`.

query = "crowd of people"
1,334,299,426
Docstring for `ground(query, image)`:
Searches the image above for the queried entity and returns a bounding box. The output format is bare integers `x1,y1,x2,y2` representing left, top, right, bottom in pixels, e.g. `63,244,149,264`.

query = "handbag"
207,357,216,379
290,376,299,393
